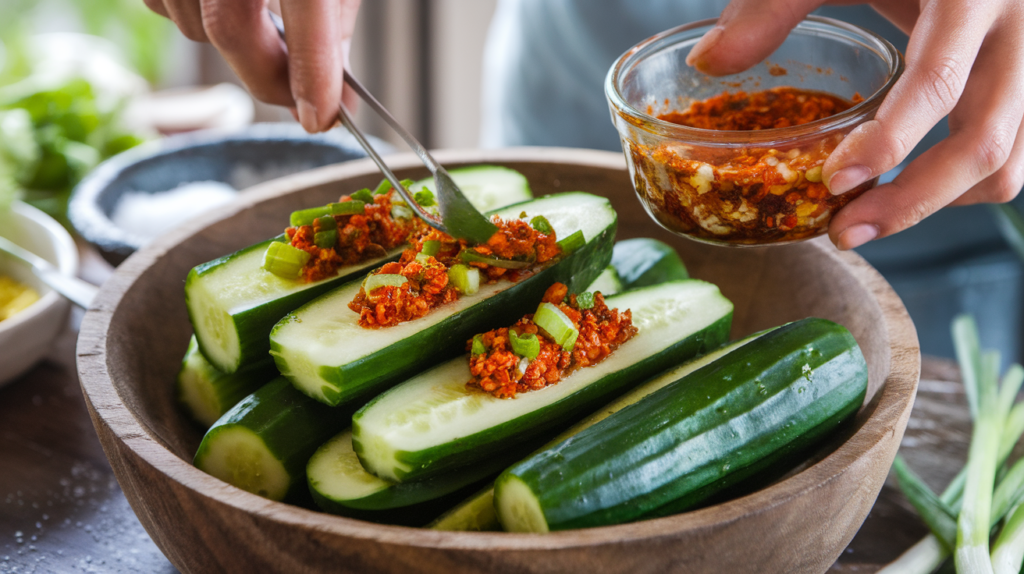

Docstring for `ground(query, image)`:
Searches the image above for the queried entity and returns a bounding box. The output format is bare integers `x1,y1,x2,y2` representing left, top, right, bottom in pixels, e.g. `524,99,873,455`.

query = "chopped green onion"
509,331,540,361
414,187,437,207
954,315,983,421
314,215,337,231
471,335,486,356
363,274,407,294
351,188,374,203
400,178,415,189
519,211,528,219
459,250,535,269
290,205,332,227
530,215,553,235
533,302,579,351
391,205,414,220
374,178,391,195
314,229,337,249
415,253,432,263
330,200,365,216
556,230,585,254
421,240,441,257
262,242,311,279
576,292,595,310
447,264,480,295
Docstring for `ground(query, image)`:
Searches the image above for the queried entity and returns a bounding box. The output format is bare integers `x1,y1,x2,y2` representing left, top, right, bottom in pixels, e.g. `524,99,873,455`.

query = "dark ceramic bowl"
69,123,387,265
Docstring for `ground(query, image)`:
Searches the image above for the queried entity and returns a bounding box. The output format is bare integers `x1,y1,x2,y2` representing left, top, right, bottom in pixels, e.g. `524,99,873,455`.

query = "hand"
144,0,362,132
686,0,1024,250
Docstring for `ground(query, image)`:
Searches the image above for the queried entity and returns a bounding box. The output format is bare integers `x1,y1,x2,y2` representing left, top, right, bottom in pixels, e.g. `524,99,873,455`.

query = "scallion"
330,200,365,216
290,205,332,227
373,178,391,195
314,215,337,231
351,188,374,203
459,250,535,269
414,187,437,207
509,331,540,361
363,274,407,294
893,456,958,552
576,292,595,310
556,230,585,254
314,229,337,249
421,240,441,257
533,302,578,352
447,264,480,295
262,241,311,279
530,215,553,235
471,335,486,356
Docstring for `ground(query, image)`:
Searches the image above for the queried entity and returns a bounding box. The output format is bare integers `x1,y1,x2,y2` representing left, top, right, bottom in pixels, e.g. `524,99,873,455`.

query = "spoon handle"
0,236,97,309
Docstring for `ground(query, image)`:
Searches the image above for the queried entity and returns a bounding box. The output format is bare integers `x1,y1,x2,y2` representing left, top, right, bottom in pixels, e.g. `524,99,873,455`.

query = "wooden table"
0,244,968,573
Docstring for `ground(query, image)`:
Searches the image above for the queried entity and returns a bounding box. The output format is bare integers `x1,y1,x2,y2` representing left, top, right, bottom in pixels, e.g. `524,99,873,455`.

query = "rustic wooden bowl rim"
77,147,920,552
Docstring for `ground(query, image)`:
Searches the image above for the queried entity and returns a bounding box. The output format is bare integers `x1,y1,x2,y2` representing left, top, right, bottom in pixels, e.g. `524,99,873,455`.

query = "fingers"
281,0,362,132
822,1,999,196
829,18,1024,249
685,0,822,76
161,0,209,42
200,0,294,107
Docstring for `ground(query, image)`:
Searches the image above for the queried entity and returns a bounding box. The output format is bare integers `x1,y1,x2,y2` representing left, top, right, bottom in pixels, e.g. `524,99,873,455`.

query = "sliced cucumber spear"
193,377,361,503
185,165,534,374
429,330,769,531
352,280,733,483
306,429,533,526
494,318,868,532
270,192,617,407
177,335,279,428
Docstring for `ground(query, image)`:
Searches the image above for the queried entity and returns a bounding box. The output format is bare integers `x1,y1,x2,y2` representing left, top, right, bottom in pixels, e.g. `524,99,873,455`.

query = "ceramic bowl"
68,122,384,265
76,148,919,574
1,201,78,387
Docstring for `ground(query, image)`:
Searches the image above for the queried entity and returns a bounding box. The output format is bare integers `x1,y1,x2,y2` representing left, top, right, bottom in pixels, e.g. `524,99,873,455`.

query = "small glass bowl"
605,16,904,246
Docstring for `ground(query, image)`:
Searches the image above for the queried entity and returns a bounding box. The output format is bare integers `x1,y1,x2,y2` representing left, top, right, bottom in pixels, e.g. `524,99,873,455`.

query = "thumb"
686,0,824,76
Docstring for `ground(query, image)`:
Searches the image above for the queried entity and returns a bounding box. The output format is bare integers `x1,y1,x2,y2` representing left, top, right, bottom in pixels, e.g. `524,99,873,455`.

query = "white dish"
0,202,79,387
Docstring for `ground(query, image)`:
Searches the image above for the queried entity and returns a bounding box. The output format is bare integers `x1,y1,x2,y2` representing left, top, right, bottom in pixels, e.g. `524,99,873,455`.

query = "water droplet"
722,463,731,472
14,531,22,538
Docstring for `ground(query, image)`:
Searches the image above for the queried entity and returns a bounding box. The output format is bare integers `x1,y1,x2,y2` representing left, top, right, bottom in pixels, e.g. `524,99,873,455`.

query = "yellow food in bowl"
0,276,39,321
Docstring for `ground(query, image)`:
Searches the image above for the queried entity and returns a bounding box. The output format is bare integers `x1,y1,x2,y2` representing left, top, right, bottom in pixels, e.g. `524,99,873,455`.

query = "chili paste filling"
466,283,638,399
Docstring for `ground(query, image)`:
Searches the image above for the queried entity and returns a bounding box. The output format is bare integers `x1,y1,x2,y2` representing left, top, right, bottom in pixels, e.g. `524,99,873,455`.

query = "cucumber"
270,192,617,407
306,429,532,526
186,166,534,374
494,318,868,532
611,238,688,290
585,266,622,296
352,280,733,483
428,331,769,531
177,335,279,428
193,377,359,503
409,165,531,213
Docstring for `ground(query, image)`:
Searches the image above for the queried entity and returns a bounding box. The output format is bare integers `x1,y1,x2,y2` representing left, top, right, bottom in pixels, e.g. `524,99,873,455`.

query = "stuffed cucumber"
186,165,533,373
270,192,617,407
352,279,733,483
494,318,868,532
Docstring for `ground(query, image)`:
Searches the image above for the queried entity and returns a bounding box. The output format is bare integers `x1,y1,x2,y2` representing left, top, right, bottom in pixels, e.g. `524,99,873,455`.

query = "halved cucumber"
585,266,622,296
177,335,279,428
611,238,688,290
428,330,769,531
186,166,534,374
409,165,531,213
352,280,733,483
494,318,868,532
193,377,360,503
306,429,532,525
270,192,617,407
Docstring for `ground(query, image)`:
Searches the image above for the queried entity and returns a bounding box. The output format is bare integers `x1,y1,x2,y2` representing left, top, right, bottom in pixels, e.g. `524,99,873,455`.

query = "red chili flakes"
466,283,638,399
659,87,859,131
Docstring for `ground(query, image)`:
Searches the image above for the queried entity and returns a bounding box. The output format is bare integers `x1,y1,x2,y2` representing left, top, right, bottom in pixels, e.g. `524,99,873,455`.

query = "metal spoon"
269,12,498,244
0,236,97,309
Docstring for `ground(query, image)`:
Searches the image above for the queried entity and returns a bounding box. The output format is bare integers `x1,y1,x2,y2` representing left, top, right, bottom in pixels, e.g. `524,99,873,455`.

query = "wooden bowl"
77,148,920,574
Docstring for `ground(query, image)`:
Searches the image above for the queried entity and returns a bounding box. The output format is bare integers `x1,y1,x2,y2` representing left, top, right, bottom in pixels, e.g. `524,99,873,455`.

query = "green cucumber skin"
273,215,618,408
499,318,867,531
185,234,402,372
611,238,688,290
309,442,534,526
176,336,279,428
194,377,357,503
354,309,732,482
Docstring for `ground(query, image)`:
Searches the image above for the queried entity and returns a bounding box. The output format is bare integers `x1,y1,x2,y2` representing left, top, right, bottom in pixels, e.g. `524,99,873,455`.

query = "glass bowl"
605,16,904,246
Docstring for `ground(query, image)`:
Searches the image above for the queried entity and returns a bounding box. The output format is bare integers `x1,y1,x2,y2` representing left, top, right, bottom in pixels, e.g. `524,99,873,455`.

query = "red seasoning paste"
630,86,871,244
467,283,637,399
286,191,419,282
348,217,561,329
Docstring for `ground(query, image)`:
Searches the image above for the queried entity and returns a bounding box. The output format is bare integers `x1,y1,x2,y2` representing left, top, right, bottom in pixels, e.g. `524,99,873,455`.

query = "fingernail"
836,224,879,250
827,165,871,196
686,26,724,71
296,98,319,133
